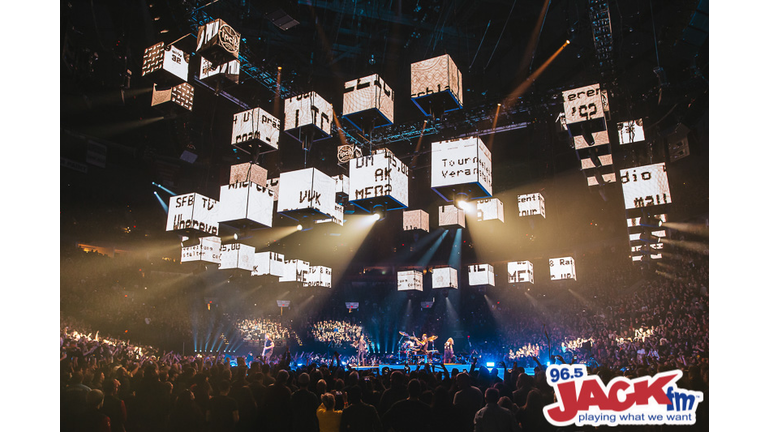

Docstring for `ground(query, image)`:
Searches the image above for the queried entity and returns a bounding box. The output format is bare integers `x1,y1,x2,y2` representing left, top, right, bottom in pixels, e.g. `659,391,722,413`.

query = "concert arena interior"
53,1,727,431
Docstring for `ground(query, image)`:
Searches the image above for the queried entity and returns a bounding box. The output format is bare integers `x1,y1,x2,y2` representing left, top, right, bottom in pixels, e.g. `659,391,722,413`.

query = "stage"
351,364,537,375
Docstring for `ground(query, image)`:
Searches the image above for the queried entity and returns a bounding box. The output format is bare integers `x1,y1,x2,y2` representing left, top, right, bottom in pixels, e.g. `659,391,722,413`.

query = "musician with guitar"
352,334,367,366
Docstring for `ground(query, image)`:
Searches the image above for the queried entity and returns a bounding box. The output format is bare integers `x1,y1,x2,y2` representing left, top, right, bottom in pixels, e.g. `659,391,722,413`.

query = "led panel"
279,259,310,282
304,266,332,288
349,148,409,210
200,56,239,84
195,18,240,63
251,251,285,277
333,174,350,201
438,205,465,228
283,91,333,138
476,198,505,222
620,163,672,210
586,172,617,186
276,168,337,219
229,162,267,186
508,261,534,284
549,257,577,281
403,209,429,232
219,243,256,271
431,136,492,200
218,181,274,228
151,82,194,112
231,108,281,152
517,193,545,218
468,264,495,286
573,130,610,149
433,267,458,289
266,178,280,202
343,74,395,129
166,192,219,235
180,236,222,264
580,154,614,170
617,119,645,144
142,42,188,84
397,270,423,291
562,84,604,125
410,54,463,114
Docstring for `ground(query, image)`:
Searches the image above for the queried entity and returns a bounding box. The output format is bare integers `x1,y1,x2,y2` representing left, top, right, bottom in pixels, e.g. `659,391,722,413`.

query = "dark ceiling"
60,0,709,278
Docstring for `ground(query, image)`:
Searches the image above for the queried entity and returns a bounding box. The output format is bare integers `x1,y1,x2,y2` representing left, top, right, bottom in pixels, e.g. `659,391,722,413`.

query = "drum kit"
397,331,439,363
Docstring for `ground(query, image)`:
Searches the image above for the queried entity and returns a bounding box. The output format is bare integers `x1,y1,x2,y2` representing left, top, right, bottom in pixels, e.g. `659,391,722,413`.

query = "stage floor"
353,364,537,375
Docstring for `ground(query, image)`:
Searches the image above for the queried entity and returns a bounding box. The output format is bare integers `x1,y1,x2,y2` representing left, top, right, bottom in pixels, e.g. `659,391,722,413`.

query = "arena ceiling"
60,0,709,278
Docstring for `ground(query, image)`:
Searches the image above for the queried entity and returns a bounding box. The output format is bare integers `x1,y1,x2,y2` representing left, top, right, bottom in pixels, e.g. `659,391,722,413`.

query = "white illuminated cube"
229,162,268,186
410,54,463,115
586,172,617,187
619,163,672,210
549,257,577,281
166,192,219,235
349,148,409,211
219,243,256,271
195,18,240,64
280,259,311,282
276,168,337,220
403,209,429,232
142,42,189,85
468,264,495,287
398,270,423,291
617,119,645,144
432,267,458,289
304,266,332,288
517,193,545,218
343,74,394,130
333,174,350,203
476,198,505,222
580,154,614,170
314,203,344,226
283,91,333,139
267,178,279,202
562,84,604,125
626,213,666,228
431,137,492,201
252,251,285,277
439,205,465,228
151,82,194,113
231,108,281,153
181,236,222,264
218,181,274,228
573,130,610,149
200,56,239,84
508,261,534,284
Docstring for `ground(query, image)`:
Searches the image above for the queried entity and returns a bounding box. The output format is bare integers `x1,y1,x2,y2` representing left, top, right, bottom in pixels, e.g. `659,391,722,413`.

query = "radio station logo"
543,365,703,427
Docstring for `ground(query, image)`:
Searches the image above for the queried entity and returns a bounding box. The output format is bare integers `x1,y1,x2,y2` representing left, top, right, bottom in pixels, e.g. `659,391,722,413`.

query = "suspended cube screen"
549,257,577,281
468,264,495,287
398,270,423,291
181,236,222,264
231,108,281,152
508,261,535,284
432,267,458,289
166,192,219,235
349,148,409,210
620,163,672,210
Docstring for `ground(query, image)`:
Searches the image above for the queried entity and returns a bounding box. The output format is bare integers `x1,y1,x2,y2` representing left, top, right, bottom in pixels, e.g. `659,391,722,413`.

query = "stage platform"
351,364,537,375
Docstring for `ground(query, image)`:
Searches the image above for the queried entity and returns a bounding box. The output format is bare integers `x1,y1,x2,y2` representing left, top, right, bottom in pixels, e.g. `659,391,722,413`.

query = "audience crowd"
61,240,709,431
309,320,369,349
238,318,303,347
